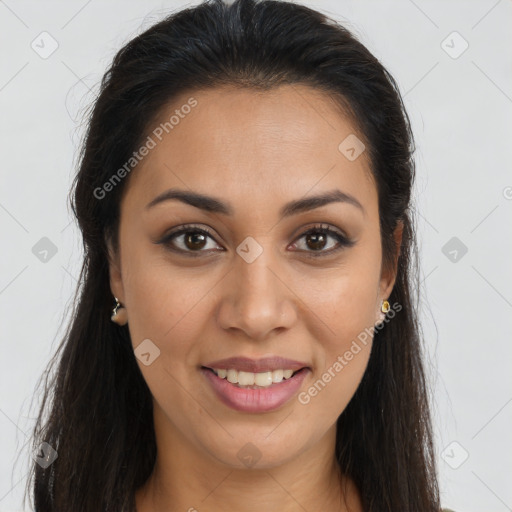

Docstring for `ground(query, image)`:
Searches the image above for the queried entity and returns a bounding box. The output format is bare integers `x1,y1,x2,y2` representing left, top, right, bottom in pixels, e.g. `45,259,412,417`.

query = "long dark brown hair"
24,0,440,510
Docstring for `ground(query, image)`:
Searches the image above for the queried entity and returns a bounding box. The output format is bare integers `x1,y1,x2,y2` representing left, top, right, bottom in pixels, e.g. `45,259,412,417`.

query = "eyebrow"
145,187,365,218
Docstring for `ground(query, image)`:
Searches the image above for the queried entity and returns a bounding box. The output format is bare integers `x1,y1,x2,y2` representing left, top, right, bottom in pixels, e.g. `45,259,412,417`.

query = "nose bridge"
235,238,282,310
217,236,296,339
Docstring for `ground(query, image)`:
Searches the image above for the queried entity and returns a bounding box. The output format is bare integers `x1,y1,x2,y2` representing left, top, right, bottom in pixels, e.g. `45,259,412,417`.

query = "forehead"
123,84,377,217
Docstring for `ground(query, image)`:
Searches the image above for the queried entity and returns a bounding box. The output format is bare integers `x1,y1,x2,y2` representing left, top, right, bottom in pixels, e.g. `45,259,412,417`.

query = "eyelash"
157,223,355,258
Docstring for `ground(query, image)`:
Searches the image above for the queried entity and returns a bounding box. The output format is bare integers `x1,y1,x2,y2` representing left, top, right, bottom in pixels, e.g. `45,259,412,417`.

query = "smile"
211,368,298,387
201,366,310,413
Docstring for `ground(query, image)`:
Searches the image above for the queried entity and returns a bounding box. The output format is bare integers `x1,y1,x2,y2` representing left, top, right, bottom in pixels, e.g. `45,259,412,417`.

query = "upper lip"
202,356,310,373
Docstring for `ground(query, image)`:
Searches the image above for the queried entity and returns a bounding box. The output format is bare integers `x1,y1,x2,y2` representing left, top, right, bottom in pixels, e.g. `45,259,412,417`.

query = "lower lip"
201,367,309,413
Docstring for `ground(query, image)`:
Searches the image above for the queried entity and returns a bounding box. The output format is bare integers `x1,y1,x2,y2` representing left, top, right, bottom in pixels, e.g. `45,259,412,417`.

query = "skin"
108,84,403,512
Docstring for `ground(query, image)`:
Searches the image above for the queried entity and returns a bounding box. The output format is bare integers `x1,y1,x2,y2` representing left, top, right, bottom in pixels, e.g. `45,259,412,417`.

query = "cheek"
298,271,375,423
299,254,381,346
121,257,211,424
121,241,209,348
295,255,379,420
299,340,372,431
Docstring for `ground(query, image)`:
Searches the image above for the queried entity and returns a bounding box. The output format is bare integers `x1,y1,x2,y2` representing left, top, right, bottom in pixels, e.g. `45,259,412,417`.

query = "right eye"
156,224,224,256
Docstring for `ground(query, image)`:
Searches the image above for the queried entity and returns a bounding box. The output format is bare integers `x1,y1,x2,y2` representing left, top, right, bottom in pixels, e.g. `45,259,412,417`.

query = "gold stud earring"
111,297,128,326
375,299,390,327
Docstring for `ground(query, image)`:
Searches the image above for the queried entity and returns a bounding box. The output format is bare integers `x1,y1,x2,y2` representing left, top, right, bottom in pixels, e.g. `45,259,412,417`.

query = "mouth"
200,363,310,413
202,367,304,388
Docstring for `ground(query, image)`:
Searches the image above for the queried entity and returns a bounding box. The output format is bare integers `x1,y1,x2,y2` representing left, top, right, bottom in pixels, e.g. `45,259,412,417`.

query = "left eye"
157,223,354,257
290,224,355,256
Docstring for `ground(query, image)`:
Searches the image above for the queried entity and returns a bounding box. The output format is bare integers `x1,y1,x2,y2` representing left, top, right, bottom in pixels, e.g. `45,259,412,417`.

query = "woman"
27,0,443,510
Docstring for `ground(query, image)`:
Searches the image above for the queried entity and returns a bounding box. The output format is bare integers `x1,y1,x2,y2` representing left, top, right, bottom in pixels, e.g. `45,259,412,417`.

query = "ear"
379,220,404,301
106,237,125,303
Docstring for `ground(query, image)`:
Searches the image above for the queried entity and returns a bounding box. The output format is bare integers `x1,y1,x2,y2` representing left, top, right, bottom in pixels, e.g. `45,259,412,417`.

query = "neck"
134,404,362,512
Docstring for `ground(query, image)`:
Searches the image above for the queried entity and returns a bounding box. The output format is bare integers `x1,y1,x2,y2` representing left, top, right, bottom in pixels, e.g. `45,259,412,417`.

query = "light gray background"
1,1,511,511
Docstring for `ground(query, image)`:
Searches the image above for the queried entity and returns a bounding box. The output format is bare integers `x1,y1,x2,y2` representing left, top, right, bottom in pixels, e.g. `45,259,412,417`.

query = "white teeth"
238,371,255,386
254,371,273,387
272,369,284,383
211,368,299,386
227,369,238,384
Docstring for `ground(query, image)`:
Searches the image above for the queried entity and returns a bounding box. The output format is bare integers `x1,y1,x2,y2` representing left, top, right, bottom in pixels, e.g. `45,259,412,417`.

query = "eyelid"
291,222,350,242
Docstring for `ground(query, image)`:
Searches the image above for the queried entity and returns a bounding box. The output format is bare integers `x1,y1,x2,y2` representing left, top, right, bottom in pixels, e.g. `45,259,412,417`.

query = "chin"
199,429,313,470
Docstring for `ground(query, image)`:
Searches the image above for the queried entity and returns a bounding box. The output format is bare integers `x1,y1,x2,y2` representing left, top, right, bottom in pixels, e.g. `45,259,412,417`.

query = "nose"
216,247,297,341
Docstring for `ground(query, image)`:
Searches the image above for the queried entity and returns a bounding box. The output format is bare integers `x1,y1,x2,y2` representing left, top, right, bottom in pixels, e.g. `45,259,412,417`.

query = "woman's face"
109,84,400,469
